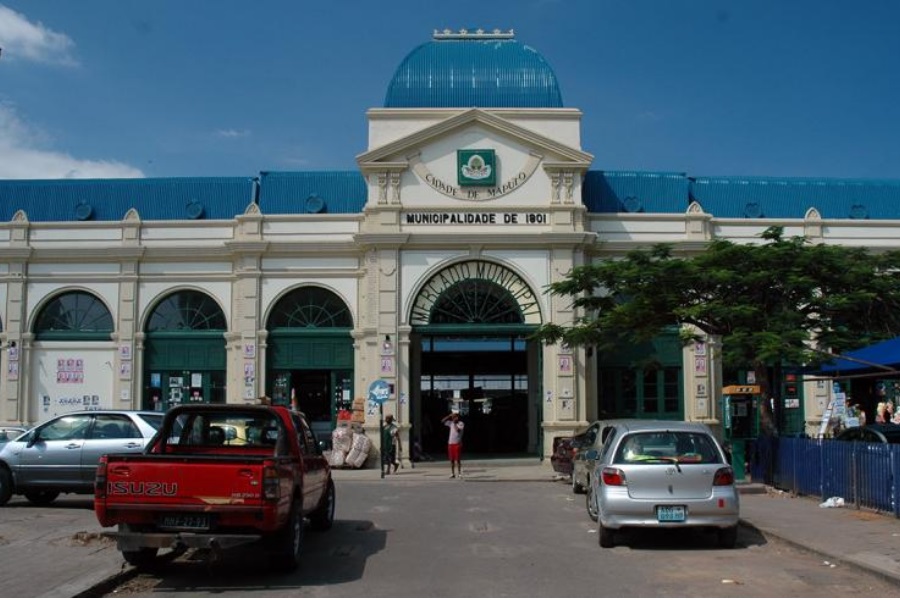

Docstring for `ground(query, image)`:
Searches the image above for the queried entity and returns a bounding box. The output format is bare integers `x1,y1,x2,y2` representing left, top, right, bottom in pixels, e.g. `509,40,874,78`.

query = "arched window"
268,287,352,329
147,291,226,332
430,280,524,324
34,291,114,340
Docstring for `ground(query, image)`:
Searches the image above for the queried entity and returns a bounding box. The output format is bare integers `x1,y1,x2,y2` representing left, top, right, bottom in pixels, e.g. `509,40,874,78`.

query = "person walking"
382,415,401,474
441,410,465,478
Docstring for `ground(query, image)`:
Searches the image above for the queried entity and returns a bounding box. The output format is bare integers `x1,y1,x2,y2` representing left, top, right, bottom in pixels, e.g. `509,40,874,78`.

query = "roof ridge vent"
433,28,514,40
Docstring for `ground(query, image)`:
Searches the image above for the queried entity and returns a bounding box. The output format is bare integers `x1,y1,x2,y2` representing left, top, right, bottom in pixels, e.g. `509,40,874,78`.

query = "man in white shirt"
442,411,465,478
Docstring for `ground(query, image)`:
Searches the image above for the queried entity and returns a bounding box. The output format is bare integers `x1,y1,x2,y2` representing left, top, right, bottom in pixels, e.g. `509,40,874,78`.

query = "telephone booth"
721,385,761,480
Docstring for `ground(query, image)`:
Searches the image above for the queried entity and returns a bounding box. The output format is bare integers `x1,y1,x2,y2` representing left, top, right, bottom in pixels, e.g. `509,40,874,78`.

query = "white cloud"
0,4,78,65
0,103,144,179
216,128,251,139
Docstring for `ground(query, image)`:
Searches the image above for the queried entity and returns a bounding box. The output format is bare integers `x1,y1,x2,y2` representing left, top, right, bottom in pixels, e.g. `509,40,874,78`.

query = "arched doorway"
410,260,543,459
265,286,354,442
32,290,115,417
142,290,227,410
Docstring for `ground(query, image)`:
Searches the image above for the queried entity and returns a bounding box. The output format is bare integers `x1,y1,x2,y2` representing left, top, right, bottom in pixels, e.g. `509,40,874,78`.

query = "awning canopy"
816,336,900,375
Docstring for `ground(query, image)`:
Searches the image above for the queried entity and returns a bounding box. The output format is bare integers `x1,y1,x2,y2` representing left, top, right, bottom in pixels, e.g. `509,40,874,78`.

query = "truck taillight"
95,456,108,499
601,467,627,487
713,467,735,486
262,461,280,501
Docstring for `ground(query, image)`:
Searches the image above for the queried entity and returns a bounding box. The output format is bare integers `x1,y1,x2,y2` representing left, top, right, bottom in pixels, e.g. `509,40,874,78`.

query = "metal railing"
770,437,900,517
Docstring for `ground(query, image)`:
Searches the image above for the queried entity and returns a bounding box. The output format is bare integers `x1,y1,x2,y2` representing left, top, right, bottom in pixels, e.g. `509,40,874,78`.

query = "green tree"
536,227,900,431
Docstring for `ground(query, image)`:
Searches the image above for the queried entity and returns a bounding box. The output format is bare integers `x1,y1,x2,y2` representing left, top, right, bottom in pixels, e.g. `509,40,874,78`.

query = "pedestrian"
382,414,401,474
441,410,465,478
876,401,890,424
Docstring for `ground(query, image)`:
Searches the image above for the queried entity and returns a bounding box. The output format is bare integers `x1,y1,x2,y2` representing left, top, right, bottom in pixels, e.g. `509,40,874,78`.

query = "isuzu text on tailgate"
95,402,335,572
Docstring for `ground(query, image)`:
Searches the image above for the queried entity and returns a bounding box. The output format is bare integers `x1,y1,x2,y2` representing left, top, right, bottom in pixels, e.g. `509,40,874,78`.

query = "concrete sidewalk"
4,460,900,596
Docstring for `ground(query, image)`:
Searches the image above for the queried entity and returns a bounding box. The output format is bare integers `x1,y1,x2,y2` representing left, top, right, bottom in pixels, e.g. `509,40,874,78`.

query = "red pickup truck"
94,403,335,572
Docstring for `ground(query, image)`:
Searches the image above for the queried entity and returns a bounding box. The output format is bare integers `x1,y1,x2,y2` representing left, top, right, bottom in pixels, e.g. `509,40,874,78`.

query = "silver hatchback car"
0,410,162,506
587,420,740,549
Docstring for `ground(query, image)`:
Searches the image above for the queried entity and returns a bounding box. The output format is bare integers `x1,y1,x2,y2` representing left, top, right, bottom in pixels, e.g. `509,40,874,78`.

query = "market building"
1,29,900,460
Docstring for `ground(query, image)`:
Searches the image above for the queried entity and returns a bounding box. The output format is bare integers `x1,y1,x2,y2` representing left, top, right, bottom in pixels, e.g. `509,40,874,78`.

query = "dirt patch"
71,531,115,547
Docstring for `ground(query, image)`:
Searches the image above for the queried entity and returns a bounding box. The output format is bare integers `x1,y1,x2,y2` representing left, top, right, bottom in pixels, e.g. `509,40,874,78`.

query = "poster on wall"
7,360,18,381
57,357,85,384
558,355,572,374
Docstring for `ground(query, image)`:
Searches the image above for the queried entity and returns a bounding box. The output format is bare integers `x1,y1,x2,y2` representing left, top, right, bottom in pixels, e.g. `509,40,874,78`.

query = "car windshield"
615,431,722,464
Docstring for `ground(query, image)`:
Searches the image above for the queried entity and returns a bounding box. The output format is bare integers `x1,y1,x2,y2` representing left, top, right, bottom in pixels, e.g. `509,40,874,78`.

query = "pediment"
356,108,593,170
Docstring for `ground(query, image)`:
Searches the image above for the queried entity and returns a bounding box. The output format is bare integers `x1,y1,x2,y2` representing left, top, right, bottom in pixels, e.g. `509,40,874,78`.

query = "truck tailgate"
101,453,271,510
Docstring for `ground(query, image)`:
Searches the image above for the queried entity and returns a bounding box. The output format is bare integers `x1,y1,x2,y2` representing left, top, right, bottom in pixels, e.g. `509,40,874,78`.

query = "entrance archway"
265,286,354,442
410,260,543,459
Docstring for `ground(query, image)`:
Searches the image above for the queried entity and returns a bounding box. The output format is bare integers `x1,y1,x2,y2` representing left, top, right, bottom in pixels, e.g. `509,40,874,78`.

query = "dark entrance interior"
270,369,353,442
415,335,531,458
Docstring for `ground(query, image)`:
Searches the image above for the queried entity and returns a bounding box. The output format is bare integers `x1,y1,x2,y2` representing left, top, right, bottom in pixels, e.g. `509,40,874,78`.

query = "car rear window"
138,413,164,431
615,431,722,464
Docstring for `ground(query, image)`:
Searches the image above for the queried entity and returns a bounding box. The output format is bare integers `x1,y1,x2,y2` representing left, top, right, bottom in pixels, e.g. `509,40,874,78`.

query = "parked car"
0,410,162,506
0,426,27,450
835,424,900,444
571,420,627,494
587,420,740,549
552,420,609,477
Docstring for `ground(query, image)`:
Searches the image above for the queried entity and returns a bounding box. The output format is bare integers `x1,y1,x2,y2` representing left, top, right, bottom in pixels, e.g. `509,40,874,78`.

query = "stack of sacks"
330,425,353,467
345,431,372,468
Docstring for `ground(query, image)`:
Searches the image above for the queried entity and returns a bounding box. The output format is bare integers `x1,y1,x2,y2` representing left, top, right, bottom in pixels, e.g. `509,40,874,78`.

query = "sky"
0,0,898,181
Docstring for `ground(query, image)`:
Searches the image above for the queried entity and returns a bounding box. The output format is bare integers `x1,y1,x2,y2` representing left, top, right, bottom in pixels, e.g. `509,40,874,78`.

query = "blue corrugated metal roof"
689,176,900,219
385,34,563,108
257,171,366,215
0,177,255,222
582,171,690,213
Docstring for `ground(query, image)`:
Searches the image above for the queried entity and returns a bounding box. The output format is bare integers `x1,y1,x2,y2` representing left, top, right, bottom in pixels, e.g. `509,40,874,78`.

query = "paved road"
3,462,900,597
94,478,899,598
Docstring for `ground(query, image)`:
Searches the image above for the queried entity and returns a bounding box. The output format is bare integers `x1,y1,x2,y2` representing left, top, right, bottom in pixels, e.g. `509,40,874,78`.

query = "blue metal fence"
771,437,900,517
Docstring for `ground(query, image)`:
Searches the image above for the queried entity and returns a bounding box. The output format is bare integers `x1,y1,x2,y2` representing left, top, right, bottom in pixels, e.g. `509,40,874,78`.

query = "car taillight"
713,467,735,486
262,460,280,501
601,467,626,486
95,456,108,499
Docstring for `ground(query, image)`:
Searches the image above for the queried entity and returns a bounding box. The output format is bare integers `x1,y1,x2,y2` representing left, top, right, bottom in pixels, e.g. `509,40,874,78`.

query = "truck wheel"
119,524,161,572
24,490,60,506
309,480,335,531
269,501,304,572
572,475,584,494
122,548,160,570
0,469,12,506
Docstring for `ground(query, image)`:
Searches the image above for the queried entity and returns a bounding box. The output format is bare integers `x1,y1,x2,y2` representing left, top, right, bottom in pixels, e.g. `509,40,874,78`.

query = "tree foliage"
536,227,900,374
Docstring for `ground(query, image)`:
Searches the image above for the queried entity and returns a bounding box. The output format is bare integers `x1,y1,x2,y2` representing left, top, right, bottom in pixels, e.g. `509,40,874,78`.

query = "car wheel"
0,468,13,506
24,490,60,506
308,480,335,532
585,487,599,522
717,525,738,549
269,500,304,572
599,524,615,548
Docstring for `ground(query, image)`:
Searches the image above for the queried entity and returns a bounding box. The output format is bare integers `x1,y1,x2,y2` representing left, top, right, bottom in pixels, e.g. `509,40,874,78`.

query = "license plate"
158,514,211,531
657,505,686,522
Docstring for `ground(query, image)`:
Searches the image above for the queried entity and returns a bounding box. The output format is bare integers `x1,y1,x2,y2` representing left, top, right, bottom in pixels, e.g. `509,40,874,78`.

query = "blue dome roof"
385,30,563,109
